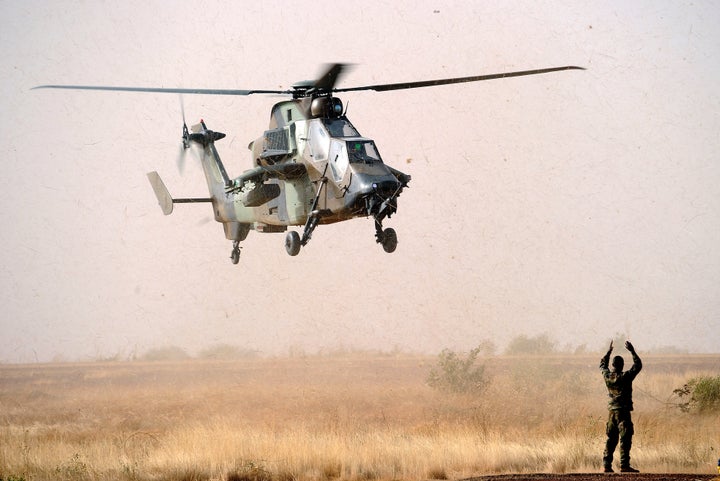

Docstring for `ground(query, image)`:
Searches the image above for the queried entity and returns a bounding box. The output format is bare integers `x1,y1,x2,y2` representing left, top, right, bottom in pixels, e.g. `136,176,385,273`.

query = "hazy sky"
1,1,718,362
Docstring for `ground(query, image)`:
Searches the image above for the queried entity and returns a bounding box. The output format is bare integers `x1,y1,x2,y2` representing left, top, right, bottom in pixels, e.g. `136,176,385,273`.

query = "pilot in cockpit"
349,142,365,162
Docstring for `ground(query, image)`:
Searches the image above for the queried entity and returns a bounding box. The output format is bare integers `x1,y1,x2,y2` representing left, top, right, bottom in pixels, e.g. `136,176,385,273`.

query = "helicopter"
34,63,583,264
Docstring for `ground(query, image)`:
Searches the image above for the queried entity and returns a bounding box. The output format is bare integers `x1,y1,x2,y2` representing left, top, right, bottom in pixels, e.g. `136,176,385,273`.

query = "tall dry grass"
1,354,718,480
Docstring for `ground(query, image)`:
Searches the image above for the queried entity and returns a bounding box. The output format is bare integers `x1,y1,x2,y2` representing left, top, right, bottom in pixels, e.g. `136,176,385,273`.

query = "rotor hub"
291,80,315,98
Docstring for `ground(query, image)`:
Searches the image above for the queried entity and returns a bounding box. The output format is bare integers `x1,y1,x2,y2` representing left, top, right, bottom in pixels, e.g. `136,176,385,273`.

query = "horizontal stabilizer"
147,171,174,215
147,171,213,216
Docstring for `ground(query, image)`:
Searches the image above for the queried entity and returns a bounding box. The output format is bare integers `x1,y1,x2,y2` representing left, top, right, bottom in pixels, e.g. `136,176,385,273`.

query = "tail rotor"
177,95,191,174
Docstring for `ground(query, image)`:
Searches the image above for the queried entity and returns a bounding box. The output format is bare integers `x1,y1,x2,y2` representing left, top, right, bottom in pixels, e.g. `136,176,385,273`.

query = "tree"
673,375,720,413
505,333,556,355
140,346,190,361
426,346,489,395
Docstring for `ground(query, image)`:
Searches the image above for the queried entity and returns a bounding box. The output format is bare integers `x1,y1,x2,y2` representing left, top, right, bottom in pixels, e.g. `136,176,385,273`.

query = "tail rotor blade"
179,94,186,126
176,143,187,174
177,94,190,174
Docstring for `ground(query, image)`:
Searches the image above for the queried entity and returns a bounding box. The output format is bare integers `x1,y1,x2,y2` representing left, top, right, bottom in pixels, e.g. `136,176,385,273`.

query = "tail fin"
147,171,212,215
189,120,232,195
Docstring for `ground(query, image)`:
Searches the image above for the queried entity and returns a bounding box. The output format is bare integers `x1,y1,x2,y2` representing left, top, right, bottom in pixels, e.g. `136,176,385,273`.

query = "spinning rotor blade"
334,66,584,93
33,64,583,99
176,143,188,174
32,85,289,96
314,63,350,91
179,94,186,123
177,95,188,174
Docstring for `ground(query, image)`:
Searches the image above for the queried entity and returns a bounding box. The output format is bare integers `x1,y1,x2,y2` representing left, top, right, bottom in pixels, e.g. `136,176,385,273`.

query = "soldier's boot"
603,434,618,473
603,451,614,473
619,430,635,472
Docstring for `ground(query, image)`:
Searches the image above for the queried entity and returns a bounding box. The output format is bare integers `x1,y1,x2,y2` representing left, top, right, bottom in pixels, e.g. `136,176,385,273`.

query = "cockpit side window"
308,121,330,162
329,140,349,182
347,141,382,164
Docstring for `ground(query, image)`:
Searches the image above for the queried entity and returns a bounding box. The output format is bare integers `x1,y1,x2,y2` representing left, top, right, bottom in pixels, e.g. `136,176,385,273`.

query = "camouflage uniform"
600,343,642,471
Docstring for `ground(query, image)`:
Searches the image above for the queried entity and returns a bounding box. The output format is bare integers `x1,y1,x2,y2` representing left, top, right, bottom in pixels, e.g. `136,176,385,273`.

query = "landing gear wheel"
230,243,241,264
285,231,301,256
381,228,397,253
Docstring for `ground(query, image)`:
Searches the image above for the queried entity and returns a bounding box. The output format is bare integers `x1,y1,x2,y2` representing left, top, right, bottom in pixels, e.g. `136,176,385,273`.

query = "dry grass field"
1,353,718,481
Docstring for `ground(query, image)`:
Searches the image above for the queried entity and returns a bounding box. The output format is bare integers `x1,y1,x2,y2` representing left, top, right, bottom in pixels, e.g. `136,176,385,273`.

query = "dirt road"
464,474,718,481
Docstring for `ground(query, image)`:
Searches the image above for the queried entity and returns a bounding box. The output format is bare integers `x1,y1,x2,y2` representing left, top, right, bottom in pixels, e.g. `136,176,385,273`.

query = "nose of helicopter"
345,167,402,215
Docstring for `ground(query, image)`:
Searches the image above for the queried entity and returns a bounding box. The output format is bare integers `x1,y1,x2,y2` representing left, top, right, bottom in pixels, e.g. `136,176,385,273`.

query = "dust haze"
1,1,719,363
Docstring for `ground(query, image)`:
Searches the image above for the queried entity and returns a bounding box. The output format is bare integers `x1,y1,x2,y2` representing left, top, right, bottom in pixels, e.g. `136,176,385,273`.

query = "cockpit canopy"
327,139,385,182
322,118,359,137
346,140,382,164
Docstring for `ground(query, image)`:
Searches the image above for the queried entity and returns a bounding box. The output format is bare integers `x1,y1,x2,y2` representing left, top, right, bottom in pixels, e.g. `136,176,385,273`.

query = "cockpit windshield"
347,141,383,164
322,118,360,138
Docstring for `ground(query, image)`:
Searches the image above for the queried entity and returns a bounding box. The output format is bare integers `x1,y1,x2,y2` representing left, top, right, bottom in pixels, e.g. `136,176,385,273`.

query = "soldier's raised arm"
625,341,642,375
600,340,613,371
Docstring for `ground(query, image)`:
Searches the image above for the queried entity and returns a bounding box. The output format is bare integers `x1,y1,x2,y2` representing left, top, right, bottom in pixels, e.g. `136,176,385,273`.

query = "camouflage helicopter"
34,64,582,264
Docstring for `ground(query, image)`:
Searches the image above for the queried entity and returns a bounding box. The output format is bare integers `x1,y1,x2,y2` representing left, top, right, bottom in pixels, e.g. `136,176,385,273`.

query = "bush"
505,333,556,355
673,375,720,413
227,461,273,481
140,346,190,362
426,346,488,395
198,344,258,360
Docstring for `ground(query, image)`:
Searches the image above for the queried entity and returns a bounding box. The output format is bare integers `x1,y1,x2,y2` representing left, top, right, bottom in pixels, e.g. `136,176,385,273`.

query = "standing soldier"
600,340,642,473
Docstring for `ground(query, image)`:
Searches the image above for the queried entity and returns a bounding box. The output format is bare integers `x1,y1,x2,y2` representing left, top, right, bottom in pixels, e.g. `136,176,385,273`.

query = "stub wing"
227,163,307,192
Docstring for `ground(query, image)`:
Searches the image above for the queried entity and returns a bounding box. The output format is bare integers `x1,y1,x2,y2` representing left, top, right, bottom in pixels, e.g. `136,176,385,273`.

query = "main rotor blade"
33,65,584,98
314,63,350,91
334,66,584,93
31,85,290,96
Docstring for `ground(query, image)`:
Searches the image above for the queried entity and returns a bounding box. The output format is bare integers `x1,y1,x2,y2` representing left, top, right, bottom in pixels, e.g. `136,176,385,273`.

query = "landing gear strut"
285,208,325,257
374,217,398,253
284,174,328,257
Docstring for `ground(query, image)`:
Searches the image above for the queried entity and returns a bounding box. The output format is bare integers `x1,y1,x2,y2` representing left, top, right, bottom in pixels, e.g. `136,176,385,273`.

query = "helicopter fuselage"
197,95,410,248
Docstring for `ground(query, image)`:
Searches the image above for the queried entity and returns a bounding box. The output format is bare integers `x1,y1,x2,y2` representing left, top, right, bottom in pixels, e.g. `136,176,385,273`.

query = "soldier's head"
612,355,624,372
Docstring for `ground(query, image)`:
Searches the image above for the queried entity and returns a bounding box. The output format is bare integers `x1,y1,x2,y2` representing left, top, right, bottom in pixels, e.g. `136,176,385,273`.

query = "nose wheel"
379,227,397,253
376,227,398,253
374,217,398,253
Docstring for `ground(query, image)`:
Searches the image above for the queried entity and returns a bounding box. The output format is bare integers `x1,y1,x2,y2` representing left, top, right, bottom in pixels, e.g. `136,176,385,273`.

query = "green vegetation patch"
426,346,489,395
674,375,720,413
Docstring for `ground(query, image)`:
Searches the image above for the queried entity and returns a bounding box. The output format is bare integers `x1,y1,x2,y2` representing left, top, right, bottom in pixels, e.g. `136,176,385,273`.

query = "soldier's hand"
625,340,635,352
608,340,614,352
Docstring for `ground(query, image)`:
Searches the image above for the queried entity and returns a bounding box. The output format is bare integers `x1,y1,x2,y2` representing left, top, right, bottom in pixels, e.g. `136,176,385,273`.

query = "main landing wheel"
380,228,397,253
285,231,301,256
